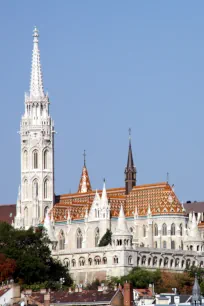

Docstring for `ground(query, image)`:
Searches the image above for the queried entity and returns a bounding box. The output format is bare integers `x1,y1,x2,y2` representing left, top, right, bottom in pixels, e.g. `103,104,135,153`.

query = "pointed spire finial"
125,128,136,194
83,150,86,167
128,128,131,143
30,26,45,99
33,26,39,42
166,172,169,184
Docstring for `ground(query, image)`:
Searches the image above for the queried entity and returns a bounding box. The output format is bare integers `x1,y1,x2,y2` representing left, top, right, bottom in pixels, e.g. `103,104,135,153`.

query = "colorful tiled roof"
52,182,184,222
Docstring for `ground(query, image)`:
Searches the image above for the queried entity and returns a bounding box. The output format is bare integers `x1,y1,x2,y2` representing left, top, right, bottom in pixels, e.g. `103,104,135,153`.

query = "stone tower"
14,27,55,229
124,131,136,195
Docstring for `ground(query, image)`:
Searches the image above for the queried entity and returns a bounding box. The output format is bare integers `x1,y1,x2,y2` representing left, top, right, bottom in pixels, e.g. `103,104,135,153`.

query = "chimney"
44,293,50,306
123,282,133,306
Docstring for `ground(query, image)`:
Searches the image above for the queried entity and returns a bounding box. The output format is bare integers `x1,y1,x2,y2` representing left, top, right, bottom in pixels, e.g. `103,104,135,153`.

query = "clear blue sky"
1,1,204,203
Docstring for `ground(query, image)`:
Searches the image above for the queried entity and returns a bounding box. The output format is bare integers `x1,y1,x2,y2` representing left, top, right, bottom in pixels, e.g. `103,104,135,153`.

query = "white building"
14,28,204,284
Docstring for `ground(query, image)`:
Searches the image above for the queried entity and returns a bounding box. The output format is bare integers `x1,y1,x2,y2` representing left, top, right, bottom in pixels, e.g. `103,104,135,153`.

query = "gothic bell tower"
14,27,55,229
124,130,136,195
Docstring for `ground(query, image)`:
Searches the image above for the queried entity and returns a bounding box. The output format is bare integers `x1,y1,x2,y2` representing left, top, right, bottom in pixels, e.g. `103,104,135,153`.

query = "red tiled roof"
0,204,16,224
30,290,119,304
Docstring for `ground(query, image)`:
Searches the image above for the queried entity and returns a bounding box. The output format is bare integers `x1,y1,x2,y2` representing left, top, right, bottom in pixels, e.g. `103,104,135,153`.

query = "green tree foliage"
108,268,194,294
98,229,112,247
200,282,204,295
109,267,161,290
0,222,72,286
186,266,204,283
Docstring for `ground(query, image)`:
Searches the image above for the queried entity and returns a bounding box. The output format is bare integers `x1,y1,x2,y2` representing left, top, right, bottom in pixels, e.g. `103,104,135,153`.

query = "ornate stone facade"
14,27,55,229
14,28,204,284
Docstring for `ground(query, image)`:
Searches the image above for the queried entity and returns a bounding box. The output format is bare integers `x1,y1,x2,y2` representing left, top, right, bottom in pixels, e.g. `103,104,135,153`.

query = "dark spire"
125,129,136,195
83,149,86,167
127,128,134,168
192,274,201,305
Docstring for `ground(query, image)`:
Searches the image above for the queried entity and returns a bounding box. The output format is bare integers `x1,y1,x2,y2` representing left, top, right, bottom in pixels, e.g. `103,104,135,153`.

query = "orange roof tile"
51,182,184,222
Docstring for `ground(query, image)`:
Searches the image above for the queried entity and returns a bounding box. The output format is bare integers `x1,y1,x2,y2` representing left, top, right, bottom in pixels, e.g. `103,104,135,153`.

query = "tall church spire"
30,27,45,99
124,129,136,195
14,28,55,229
78,151,92,193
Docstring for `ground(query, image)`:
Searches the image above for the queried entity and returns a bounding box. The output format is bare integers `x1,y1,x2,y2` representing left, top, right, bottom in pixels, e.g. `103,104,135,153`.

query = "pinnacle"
30,27,45,99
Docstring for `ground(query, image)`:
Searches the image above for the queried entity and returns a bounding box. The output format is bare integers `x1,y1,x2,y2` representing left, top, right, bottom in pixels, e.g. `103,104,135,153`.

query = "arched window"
113,256,119,264
59,230,65,250
162,223,167,236
181,240,183,250
128,256,133,265
33,150,38,169
77,228,83,249
94,256,101,265
24,179,28,199
44,179,48,199
103,257,107,264
179,224,183,236
95,227,100,247
88,258,92,265
24,207,28,226
63,258,70,268
44,206,49,218
23,150,28,169
79,257,85,266
171,240,175,249
129,227,133,233
171,223,176,236
72,259,76,267
154,224,158,236
43,150,48,169
163,241,167,249
143,225,146,237
32,179,38,199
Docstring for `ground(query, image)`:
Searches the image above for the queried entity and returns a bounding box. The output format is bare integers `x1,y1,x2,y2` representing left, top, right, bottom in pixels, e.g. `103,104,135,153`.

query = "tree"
0,253,16,282
108,267,161,290
0,222,72,286
98,229,112,247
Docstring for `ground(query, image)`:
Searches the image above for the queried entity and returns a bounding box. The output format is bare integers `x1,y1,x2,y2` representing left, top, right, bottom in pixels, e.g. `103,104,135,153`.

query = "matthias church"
13,28,204,283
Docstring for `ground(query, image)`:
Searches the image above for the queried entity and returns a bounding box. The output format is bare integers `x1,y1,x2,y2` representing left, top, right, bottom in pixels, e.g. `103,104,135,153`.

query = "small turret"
67,209,71,225
112,205,132,248
101,179,109,215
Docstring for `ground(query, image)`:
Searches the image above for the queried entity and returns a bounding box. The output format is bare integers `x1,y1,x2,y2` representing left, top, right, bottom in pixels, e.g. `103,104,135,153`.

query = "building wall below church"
53,244,204,284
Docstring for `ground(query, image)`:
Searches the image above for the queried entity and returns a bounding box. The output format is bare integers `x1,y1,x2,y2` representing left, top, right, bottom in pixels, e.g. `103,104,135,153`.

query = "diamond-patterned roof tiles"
51,182,184,222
